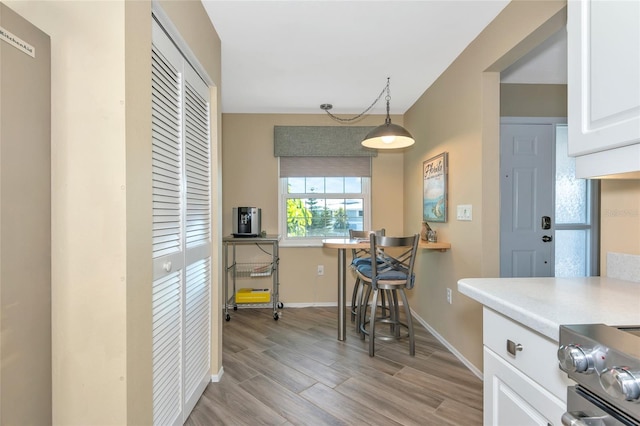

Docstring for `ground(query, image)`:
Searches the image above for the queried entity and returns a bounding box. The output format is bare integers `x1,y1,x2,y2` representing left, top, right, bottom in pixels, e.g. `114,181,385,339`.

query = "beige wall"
4,2,129,422
4,0,221,424
222,114,404,305
600,180,640,274
403,1,567,370
501,83,567,117
0,4,51,424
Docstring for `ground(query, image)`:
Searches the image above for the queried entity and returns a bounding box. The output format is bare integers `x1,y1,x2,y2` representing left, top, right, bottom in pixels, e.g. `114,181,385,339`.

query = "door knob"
542,235,553,242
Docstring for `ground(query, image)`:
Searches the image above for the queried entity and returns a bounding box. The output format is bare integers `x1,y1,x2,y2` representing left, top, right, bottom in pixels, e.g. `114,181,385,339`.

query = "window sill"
279,239,325,248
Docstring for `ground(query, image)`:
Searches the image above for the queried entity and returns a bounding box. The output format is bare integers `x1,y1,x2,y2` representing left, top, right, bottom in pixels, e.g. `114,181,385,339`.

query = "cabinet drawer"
483,307,573,401
484,346,566,426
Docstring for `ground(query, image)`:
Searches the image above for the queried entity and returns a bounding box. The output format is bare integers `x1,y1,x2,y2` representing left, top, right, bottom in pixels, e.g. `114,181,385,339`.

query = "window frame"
553,123,600,277
278,176,371,247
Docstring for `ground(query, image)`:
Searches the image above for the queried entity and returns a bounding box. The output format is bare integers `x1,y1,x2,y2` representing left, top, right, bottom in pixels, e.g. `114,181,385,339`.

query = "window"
278,157,371,246
554,124,600,277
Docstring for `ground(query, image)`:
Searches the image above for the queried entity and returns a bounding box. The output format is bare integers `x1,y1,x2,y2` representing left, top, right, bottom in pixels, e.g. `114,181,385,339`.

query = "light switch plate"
457,205,472,221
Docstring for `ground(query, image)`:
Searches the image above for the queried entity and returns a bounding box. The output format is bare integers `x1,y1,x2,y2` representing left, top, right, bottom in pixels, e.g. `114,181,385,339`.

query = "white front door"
500,123,555,277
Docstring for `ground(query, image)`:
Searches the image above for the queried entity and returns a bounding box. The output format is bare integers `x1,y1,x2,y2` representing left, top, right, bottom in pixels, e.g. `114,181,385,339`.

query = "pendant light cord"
322,77,391,123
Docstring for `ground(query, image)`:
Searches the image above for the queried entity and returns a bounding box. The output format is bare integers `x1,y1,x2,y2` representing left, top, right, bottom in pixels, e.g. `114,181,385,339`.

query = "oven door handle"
561,411,607,426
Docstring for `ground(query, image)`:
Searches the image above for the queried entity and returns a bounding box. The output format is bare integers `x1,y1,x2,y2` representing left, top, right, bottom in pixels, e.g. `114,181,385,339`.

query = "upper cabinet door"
568,0,640,177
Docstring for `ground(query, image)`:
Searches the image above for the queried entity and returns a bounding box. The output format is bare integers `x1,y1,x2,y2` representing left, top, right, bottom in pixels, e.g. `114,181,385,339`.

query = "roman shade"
274,126,377,157
279,156,372,177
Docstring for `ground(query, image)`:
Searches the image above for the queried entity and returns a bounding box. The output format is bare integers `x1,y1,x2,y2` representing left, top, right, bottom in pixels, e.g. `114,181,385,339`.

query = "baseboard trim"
210,365,224,383
411,309,483,380
280,302,337,308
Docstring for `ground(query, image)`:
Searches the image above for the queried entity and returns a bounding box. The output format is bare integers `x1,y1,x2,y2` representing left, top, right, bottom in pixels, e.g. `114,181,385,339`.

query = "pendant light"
321,77,415,150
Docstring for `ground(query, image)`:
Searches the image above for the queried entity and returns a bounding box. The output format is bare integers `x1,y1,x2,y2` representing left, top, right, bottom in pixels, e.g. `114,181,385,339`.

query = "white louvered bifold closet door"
182,66,212,416
151,18,212,426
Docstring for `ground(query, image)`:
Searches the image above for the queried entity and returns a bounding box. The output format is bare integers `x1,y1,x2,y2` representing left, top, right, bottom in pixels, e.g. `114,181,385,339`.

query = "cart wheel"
273,313,279,321
225,313,230,321
277,302,284,309
233,306,238,311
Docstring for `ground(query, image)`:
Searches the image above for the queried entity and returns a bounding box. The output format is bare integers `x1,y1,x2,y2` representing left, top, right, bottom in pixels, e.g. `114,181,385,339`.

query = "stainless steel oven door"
563,386,639,426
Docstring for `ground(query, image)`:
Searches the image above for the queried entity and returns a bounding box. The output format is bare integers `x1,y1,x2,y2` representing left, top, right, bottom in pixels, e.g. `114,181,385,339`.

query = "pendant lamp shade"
321,77,415,150
361,121,415,149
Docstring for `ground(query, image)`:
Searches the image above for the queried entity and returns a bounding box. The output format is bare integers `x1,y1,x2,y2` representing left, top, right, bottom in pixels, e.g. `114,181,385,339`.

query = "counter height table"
322,238,450,341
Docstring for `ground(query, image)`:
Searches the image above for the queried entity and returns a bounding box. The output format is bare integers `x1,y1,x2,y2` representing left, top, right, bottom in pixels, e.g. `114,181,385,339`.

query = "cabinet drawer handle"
561,411,604,426
507,339,523,357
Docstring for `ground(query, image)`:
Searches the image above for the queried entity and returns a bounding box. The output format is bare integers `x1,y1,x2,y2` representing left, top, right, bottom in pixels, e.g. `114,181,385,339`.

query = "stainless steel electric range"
558,324,640,425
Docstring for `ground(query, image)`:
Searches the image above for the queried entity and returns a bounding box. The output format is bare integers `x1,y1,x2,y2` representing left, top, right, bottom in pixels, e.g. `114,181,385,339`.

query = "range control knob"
557,344,596,374
600,367,640,401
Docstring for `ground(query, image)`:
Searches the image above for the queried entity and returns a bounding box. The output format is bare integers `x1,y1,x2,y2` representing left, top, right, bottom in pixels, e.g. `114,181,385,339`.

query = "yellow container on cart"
236,288,271,304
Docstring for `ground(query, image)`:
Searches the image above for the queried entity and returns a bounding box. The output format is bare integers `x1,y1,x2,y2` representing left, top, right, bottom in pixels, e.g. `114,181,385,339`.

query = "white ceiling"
202,1,566,115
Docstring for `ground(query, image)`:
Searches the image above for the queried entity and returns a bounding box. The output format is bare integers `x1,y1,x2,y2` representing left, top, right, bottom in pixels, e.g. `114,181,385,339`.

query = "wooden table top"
322,238,450,251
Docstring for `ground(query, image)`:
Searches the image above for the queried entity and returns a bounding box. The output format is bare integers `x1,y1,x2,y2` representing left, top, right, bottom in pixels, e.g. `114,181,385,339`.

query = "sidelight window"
554,124,599,277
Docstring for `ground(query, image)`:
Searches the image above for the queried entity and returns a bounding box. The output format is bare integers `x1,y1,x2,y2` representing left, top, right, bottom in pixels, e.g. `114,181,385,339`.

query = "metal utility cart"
223,234,282,321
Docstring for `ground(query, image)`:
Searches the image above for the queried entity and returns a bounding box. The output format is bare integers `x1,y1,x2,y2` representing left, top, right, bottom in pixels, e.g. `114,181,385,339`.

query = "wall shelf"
419,240,451,252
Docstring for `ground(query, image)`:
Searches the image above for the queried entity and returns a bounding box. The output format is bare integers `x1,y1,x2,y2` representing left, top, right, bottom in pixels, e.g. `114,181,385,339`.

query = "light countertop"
458,277,640,342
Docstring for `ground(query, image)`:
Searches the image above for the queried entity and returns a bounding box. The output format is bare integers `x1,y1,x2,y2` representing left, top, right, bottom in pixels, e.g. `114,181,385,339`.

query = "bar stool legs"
399,288,415,356
358,286,414,356
355,280,388,336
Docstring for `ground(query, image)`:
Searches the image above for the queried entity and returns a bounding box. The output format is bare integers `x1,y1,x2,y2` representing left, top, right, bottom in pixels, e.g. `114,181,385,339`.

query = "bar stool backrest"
369,234,419,289
349,228,385,263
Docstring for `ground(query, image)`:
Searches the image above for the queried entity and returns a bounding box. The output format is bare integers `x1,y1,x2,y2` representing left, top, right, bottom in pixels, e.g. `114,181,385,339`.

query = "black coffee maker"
232,207,261,237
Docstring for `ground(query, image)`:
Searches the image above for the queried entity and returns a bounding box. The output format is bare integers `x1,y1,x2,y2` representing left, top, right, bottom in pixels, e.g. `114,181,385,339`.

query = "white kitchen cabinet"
483,308,572,425
567,0,640,178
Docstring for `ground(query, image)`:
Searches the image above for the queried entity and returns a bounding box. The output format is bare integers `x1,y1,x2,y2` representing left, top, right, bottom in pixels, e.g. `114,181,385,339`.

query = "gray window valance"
274,126,377,157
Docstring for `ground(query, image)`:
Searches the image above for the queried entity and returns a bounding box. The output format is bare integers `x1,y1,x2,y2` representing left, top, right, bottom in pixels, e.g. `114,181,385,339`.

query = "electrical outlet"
317,265,324,276
446,288,453,304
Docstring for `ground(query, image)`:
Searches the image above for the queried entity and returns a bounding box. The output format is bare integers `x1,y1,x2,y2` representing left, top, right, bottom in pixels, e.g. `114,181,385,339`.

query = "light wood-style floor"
185,306,483,425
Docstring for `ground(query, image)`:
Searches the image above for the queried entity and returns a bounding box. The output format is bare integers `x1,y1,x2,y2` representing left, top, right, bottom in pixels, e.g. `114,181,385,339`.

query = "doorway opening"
499,117,599,278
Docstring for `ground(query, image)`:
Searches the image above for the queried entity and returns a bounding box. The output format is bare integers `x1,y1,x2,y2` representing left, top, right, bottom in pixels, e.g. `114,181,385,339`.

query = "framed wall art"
423,152,448,222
